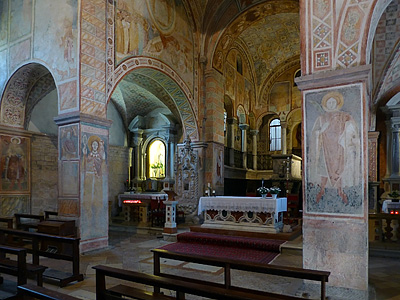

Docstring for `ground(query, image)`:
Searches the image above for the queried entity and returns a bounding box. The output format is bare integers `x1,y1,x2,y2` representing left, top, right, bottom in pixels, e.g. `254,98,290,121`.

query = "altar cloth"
198,196,287,215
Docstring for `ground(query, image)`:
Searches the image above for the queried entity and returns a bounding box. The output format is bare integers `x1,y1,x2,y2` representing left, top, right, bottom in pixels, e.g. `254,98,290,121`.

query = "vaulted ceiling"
112,0,301,130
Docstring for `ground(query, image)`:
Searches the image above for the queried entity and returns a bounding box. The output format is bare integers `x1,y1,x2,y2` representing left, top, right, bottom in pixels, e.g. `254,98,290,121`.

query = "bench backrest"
18,283,81,300
152,248,330,300
93,264,299,300
0,245,27,285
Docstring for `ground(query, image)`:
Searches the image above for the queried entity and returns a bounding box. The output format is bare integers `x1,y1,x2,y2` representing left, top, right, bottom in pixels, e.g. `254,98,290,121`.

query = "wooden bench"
15,214,45,232
152,248,330,300
0,217,13,229
18,283,81,300
0,228,83,287
0,245,46,288
93,264,302,300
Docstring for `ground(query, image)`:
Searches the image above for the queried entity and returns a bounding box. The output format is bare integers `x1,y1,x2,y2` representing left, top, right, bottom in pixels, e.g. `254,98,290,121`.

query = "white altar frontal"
198,196,287,233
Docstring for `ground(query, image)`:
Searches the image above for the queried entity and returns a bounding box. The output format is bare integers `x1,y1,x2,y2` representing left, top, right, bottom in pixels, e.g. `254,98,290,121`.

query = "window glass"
149,140,165,178
270,119,281,151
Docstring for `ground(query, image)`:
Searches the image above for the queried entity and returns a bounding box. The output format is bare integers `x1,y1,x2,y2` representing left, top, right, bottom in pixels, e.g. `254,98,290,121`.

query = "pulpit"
198,196,287,233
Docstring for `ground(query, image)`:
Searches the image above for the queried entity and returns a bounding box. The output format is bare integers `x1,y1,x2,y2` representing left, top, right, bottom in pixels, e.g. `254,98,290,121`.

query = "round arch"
108,56,199,141
1,62,57,129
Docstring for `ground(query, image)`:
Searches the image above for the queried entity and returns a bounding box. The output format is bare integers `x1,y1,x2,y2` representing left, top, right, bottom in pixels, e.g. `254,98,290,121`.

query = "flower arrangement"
257,186,269,195
269,186,281,194
150,162,163,169
389,190,400,198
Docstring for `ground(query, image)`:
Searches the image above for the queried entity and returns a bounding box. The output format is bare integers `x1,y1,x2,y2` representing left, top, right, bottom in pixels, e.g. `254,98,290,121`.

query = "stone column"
250,130,258,170
368,131,380,213
55,113,112,253
204,69,225,193
169,135,175,180
296,65,370,294
227,118,237,167
132,129,143,181
239,124,249,169
281,121,287,154
382,110,400,192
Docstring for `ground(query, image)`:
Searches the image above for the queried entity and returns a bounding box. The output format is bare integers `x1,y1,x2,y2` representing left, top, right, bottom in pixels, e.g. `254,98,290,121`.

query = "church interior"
1,0,400,299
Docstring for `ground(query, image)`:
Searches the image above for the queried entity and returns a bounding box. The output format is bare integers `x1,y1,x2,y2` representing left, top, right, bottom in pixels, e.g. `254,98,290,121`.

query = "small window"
269,119,281,151
224,110,227,135
148,140,165,178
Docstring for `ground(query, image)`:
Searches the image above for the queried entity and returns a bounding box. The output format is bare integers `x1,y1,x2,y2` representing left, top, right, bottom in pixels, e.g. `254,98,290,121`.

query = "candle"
262,178,264,187
208,182,211,188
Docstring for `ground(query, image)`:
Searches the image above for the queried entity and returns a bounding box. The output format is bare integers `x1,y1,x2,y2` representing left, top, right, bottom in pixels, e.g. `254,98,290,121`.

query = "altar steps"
189,223,302,241
158,231,287,264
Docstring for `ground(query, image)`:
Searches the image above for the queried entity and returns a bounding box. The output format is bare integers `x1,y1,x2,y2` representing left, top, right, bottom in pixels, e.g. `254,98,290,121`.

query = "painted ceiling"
114,0,300,131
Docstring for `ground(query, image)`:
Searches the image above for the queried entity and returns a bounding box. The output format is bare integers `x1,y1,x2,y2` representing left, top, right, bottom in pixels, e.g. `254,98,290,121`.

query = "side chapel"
0,0,399,296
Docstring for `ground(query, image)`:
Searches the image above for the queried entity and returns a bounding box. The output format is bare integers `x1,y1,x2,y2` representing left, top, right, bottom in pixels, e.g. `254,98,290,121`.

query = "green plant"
150,162,163,169
389,190,400,198
257,187,269,194
269,186,281,194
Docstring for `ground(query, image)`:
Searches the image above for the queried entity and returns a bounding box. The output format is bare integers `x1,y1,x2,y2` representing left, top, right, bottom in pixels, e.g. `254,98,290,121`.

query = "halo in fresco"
146,0,176,35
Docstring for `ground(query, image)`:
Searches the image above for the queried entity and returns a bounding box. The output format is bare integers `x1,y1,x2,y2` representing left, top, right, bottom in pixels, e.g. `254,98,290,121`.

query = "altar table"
118,193,168,226
382,200,400,213
198,196,287,233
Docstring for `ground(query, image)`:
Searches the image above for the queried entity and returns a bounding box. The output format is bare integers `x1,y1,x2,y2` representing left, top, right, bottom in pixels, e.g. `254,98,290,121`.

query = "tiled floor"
3,225,400,300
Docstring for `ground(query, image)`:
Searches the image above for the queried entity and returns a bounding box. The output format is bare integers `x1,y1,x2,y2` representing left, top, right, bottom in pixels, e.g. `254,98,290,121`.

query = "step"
177,232,285,252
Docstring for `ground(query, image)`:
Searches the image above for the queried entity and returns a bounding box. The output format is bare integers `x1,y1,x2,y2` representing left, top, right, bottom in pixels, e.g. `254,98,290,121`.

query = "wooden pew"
15,214,45,232
93,264,303,300
18,283,81,300
0,228,83,287
152,248,330,300
0,217,13,229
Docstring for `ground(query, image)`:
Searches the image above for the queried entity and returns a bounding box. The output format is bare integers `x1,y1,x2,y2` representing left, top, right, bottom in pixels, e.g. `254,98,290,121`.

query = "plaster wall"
107,101,127,147
108,145,130,217
31,134,58,214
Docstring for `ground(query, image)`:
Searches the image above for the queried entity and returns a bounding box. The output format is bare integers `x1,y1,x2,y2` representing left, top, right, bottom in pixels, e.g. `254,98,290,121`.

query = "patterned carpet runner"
158,232,286,264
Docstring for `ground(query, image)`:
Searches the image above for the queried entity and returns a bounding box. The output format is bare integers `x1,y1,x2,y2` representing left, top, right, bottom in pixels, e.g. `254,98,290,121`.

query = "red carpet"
157,232,286,264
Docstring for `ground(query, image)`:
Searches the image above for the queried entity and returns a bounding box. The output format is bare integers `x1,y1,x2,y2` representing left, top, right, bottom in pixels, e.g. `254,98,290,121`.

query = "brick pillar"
296,65,370,294
55,114,111,253
204,69,225,194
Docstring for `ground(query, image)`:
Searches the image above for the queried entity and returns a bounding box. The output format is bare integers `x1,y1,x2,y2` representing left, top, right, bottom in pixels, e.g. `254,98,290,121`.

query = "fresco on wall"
269,82,290,112
0,195,29,216
61,161,79,197
9,39,31,71
81,126,108,240
0,135,30,193
115,0,194,85
225,64,236,100
60,125,79,160
10,0,32,43
305,86,363,215
0,50,7,92
0,0,8,47
245,79,254,113
34,0,78,81
236,73,245,107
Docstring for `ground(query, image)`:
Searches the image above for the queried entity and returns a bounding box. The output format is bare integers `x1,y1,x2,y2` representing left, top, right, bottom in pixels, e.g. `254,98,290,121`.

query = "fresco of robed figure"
306,89,363,215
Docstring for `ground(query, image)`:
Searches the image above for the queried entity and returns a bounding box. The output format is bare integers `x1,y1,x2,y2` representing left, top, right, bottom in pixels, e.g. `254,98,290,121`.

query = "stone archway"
109,57,199,141
1,63,56,129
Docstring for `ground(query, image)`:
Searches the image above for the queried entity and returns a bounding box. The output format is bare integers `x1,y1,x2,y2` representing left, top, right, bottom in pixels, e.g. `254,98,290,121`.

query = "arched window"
224,109,227,135
269,119,281,151
148,140,166,178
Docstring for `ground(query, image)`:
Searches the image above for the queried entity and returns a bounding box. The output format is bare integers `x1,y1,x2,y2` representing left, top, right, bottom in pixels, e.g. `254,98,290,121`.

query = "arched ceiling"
210,0,300,88
111,70,181,129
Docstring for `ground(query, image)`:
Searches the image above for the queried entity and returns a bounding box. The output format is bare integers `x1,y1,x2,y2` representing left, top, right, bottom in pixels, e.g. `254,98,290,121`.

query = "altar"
197,196,287,233
118,193,168,226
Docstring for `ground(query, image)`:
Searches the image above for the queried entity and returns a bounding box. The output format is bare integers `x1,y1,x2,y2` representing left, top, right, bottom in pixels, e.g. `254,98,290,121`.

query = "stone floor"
2,224,400,300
